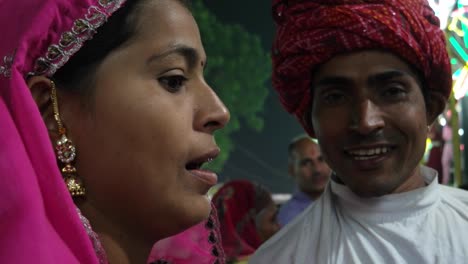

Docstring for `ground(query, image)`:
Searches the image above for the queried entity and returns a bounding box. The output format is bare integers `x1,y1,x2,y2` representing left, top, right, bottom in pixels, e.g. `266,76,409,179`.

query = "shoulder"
277,193,303,225
437,185,468,219
250,200,322,264
249,214,305,263
439,185,468,205
278,198,294,213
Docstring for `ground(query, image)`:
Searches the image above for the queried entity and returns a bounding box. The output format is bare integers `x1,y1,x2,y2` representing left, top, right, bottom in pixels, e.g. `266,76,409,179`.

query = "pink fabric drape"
149,203,225,264
0,0,125,262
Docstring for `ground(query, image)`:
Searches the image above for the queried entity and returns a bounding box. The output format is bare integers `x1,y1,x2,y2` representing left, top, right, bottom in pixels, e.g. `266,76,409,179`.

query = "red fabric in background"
427,145,444,183
271,0,451,136
212,180,262,262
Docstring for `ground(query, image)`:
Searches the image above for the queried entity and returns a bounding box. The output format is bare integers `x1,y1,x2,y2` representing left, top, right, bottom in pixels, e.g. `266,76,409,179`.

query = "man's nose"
349,99,385,134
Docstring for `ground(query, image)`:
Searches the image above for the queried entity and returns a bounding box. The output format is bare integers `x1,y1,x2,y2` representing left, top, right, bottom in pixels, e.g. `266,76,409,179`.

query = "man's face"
289,139,331,196
311,51,430,197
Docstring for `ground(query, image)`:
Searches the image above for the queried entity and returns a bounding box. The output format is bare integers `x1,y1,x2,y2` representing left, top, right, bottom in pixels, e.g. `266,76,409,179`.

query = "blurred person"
426,124,444,183
0,0,230,263
442,119,453,184
250,0,468,263
213,180,280,264
278,135,331,226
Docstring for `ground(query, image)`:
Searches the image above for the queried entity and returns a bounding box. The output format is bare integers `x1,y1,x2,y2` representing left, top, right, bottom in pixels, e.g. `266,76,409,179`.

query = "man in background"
278,135,331,226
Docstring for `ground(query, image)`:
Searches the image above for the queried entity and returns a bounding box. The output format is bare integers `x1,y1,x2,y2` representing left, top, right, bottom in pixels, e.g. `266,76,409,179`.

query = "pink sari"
0,0,125,263
149,203,226,264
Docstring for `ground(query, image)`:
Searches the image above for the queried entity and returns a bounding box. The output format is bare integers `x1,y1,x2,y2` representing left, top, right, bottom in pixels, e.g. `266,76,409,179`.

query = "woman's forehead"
129,0,202,55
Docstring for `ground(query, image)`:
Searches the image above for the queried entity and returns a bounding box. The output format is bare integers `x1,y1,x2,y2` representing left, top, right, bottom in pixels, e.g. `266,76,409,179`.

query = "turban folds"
271,0,452,136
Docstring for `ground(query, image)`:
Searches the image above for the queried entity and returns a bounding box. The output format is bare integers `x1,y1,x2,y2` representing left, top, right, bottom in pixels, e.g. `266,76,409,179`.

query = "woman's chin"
184,196,212,224
165,196,212,236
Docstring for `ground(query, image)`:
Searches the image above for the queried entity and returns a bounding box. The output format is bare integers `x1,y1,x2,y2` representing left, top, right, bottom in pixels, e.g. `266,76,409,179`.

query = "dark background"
204,1,305,193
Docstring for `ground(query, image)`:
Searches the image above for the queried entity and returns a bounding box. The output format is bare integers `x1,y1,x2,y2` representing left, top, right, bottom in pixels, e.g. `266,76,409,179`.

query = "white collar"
330,166,439,223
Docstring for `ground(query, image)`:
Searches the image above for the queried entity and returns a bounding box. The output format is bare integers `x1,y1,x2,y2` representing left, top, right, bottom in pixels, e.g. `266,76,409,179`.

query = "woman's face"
255,200,280,243
62,0,229,240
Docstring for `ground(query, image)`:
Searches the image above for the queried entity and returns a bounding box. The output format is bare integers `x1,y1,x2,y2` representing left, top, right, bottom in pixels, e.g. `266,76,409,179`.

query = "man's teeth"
347,147,390,159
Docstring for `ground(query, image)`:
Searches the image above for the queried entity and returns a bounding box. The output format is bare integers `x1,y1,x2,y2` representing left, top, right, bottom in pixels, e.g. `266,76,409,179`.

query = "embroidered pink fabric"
0,0,125,263
148,203,226,264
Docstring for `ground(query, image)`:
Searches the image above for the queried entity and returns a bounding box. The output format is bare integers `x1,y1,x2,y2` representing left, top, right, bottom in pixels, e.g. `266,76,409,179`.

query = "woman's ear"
27,76,60,141
426,90,447,125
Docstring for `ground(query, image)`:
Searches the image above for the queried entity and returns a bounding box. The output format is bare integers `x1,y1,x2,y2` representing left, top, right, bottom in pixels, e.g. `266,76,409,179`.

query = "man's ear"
426,90,447,125
27,76,60,141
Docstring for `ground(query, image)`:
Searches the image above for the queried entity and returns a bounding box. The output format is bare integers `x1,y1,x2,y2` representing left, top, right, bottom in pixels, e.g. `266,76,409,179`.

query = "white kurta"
249,166,468,264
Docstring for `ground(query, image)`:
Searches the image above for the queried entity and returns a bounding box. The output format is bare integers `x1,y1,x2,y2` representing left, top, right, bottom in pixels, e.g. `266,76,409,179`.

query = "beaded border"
77,208,108,264
0,51,15,78
150,206,226,264
27,0,126,77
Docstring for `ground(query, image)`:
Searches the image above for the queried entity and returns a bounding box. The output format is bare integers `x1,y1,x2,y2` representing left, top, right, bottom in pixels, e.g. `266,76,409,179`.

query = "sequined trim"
206,206,226,264
77,208,109,264
151,260,171,264
0,51,15,78
28,0,126,77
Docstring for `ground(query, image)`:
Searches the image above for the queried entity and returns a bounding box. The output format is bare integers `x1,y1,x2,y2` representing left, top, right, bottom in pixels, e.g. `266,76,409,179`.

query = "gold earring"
50,80,85,197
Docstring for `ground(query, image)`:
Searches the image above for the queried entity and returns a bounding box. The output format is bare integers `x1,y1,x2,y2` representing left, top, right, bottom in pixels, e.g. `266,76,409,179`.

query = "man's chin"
306,186,327,194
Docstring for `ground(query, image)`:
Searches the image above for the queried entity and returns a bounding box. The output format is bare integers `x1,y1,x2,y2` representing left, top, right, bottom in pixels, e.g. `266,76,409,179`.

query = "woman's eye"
158,75,187,93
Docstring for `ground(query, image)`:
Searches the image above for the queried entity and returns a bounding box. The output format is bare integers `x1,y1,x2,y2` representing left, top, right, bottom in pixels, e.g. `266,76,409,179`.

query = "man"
278,135,331,226
250,0,468,263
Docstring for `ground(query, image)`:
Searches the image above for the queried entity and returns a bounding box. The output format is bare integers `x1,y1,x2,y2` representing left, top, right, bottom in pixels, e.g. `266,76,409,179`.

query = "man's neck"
391,168,426,194
331,167,427,198
302,189,323,201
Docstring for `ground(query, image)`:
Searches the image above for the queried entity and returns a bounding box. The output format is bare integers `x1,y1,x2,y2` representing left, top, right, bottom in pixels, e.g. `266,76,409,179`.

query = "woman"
0,0,229,263
212,180,280,264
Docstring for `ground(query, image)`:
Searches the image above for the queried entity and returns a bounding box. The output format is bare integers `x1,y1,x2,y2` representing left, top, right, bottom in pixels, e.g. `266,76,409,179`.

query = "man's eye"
158,75,187,93
382,84,407,98
323,91,346,105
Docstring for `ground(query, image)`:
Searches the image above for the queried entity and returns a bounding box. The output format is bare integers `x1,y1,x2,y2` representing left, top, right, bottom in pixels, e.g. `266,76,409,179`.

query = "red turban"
271,0,452,136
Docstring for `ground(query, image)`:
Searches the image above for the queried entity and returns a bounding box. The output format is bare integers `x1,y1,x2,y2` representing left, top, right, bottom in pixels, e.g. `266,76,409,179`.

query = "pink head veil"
0,0,126,263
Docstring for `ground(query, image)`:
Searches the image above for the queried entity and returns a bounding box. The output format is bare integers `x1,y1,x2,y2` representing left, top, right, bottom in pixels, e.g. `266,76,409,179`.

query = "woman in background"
213,180,280,264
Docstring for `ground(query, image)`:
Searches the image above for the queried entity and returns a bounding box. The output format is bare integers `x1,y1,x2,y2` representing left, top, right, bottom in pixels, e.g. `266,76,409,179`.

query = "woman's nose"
194,84,230,134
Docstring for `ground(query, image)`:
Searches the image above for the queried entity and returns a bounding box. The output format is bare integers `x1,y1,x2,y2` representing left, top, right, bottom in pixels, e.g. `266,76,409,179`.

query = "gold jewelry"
50,80,85,197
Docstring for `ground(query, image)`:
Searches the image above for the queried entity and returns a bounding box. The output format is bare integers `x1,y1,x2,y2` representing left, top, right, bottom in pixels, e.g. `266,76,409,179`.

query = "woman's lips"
188,168,218,186
185,148,220,187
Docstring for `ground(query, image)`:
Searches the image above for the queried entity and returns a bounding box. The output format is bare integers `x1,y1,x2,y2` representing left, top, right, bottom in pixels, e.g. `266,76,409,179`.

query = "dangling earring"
50,80,85,197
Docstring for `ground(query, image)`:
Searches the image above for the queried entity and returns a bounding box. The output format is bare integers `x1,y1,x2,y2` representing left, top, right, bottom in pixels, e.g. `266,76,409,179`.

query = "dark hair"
53,0,191,101
254,183,273,213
